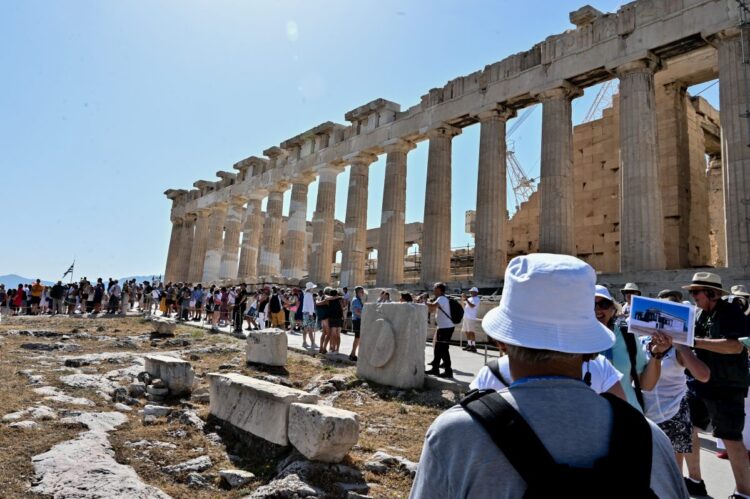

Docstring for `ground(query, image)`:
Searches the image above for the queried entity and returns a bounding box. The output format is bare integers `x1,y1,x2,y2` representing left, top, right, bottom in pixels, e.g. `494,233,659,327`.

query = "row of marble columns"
166,33,750,287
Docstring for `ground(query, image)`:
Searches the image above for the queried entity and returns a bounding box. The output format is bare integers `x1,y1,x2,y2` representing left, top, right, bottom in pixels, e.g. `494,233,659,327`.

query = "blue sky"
0,0,719,281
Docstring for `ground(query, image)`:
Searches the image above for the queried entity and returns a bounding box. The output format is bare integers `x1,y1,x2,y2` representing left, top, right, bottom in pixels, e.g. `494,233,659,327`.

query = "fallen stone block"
246,328,287,366
208,373,318,446
152,319,176,337
143,405,172,417
357,303,426,389
144,355,194,395
9,420,39,429
363,451,417,478
288,404,359,463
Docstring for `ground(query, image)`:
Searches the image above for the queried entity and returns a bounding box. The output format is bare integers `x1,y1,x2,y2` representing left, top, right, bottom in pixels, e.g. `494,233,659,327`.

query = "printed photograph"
628,295,695,346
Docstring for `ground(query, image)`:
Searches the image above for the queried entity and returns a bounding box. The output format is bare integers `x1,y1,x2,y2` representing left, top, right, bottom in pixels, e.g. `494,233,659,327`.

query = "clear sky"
0,0,720,281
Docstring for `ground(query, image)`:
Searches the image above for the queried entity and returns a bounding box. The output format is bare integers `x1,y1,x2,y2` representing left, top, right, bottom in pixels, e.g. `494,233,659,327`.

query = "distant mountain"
119,274,162,284
0,274,55,288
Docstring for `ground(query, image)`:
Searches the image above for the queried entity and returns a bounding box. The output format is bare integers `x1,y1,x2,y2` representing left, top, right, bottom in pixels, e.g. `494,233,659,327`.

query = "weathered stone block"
144,355,194,395
288,403,359,463
246,328,287,366
152,318,176,337
208,373,318,446
357,303,426,389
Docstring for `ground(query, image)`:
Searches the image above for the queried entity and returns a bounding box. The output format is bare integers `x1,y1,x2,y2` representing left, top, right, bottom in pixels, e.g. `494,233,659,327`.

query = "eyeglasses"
594,299,613,310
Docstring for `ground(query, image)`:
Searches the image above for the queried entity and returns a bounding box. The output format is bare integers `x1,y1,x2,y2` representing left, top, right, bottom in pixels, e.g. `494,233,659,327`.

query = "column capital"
531,81,582,102
246,189,268,201
194,208,211,218
383,138,416,154
706,28,741,45
228,195,248,207
344,151,378,166
292,172,317,186
610,52,661,77
210,201,229,212
315,160,346,177
475,105,517,123
424,123,462,139
268,181,289,194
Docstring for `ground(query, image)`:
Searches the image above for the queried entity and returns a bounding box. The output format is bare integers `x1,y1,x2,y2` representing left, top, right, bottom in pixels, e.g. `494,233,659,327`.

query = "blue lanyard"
510,375,582,388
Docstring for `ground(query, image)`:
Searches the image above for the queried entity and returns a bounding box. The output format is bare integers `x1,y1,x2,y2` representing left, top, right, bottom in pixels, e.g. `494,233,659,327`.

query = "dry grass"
0,315,454,498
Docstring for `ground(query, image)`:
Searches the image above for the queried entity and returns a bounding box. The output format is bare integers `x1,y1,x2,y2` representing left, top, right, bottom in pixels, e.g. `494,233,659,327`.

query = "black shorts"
688,388,747,441
328,318,343,328
353,320,361,338
30,296,41,305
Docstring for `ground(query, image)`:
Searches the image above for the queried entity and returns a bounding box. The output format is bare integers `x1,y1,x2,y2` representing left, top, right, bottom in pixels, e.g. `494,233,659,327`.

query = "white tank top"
640,338,687,424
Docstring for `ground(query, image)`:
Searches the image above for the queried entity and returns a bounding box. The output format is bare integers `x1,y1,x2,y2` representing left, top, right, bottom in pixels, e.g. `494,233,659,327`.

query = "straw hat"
731,285,750,297
482,254,615,354
621,282,641,294
682,272,730,295
658,289,684,301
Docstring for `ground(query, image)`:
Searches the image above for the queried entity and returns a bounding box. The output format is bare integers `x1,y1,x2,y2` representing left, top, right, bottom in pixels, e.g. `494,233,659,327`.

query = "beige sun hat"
620,282,641,294
731,284,750,297
682,272,730,295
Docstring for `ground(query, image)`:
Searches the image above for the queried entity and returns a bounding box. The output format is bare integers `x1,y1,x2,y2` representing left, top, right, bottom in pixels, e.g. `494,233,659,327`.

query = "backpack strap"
601,392,654,494
459,389,555,486
487,358,511,387
620,323,645,410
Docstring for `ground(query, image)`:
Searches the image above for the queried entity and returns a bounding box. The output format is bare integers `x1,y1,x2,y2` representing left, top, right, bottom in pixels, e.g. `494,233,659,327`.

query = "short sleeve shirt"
435,296,454,329
352,297,364,321
464,296,479,320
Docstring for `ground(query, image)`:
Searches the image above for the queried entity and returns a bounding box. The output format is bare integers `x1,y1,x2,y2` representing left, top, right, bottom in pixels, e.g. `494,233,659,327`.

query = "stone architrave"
616,57,666,271
288,403,360,463
207,373,318,446
176,215,195,282
219,198,246,280
357,303,426,389
310,163,344,285
187,209,211,283
281,176,314,279
246,328,288,366
377,139,415,287
534,83,581,256
421,125,461,286
259,187,287,277
340,153,377,288
202,203,229,283
237,195,265,281
474,106,515,283
717,30,750,267
144,355,195,395
164,218,183,283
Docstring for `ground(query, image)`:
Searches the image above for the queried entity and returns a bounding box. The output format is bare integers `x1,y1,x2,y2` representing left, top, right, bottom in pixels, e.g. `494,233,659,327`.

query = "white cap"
482,254,615,354
469,287,479,293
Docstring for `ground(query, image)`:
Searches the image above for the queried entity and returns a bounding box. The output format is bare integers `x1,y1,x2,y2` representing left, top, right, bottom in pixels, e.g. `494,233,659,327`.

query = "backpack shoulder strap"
601,392,654,494
459,389,555,485
487,358,511,387
620,325,645,410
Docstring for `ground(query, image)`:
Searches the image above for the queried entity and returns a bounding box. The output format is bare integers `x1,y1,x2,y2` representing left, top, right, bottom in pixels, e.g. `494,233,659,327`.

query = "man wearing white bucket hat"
301,282,317,349
410,254,686,499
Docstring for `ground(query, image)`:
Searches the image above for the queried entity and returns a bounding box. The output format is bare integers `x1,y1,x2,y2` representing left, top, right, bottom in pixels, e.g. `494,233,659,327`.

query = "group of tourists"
0,278,157,316
411,254,750,499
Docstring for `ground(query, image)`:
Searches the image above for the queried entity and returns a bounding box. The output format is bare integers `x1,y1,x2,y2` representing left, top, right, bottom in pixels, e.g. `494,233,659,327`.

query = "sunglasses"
595,299,613,310
688,289,705,296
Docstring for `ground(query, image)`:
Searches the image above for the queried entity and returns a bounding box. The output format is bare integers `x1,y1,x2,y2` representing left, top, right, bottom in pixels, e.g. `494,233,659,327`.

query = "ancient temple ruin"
163,0,750,289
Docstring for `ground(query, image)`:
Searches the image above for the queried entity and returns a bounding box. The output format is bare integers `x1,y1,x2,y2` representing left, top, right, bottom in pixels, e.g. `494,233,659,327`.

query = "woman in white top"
470,353,626,399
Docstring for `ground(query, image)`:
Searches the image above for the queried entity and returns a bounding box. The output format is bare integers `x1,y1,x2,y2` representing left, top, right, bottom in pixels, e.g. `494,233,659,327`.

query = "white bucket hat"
594,285,614,302
305,282,317,291
482,253,615,354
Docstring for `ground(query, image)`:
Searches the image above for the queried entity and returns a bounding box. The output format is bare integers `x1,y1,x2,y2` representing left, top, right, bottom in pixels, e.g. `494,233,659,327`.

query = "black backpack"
439,297,464,325
618,320,645,410
459,389,658,499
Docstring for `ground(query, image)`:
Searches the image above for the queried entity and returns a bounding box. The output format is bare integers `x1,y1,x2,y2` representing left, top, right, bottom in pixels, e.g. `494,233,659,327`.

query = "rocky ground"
0,315,459,498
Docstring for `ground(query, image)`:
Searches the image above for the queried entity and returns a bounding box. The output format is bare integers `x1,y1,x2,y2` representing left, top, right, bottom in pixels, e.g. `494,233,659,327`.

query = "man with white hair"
410,253,687,499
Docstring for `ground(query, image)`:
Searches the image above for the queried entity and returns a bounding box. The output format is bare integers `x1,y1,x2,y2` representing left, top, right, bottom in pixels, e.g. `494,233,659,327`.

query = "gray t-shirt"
409,378,688,499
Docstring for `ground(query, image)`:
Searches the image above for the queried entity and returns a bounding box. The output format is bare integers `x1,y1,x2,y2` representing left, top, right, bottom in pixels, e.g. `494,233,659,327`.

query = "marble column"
421,124,461,286
310,164,343,285
164,218,183,283
219,198,245,280
718,30,750,267
237,195,264,281
202,203,228,282
474,107,515,283
536,84,580,255
187,209,211,283
176,215,195,282
258,187,286,277
281,177,314,280
376,140,415,287
340,153,377,288
617,58,666,271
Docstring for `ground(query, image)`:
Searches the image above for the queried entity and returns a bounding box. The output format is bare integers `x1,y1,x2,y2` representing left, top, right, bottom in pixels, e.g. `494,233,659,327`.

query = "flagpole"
69,258,75,285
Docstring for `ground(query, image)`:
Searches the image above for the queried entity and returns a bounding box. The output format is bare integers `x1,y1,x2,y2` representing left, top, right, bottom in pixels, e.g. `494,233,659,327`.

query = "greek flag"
62,261,75,278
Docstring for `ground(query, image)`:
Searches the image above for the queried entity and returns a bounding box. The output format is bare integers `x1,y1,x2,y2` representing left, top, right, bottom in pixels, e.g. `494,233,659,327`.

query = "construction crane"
583,80,617,123
507,150,536,213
